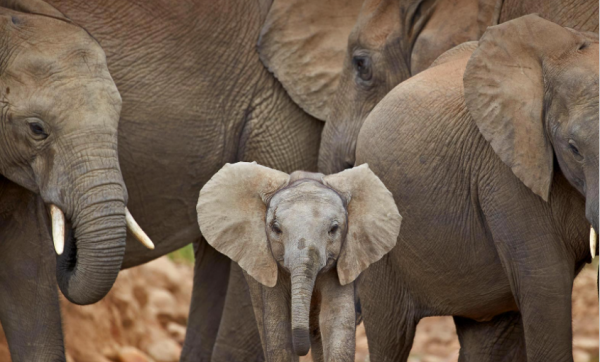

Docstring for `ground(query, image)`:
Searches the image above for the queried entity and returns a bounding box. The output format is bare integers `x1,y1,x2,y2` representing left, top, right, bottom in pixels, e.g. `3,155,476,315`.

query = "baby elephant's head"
197,162,401,355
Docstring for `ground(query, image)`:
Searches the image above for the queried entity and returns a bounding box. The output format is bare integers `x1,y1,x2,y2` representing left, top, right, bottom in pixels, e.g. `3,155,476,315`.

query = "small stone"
422,355,445,362
118,346,152,362
146,288,179,323
573,349,591,362
140,259,183,292
573,337,599,352
102,345,119,359
145,339,182,362
166,322,186,344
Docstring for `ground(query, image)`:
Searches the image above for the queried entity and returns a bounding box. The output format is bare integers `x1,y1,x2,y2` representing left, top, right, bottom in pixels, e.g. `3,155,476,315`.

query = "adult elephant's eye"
568,140,583,160
352,55,373,82
28,120,49,140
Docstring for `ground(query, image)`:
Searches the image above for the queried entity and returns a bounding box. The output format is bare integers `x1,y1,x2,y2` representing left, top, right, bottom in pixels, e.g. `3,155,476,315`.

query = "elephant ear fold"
0,0,69,21
464,15,580,201
258,0,363,121
323,164,401,285
410,0,502,74
197,162,290,287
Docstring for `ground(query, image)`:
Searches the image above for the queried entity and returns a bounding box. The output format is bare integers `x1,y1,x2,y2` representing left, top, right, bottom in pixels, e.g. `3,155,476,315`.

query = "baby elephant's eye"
271,222,282,235
329,224,339,235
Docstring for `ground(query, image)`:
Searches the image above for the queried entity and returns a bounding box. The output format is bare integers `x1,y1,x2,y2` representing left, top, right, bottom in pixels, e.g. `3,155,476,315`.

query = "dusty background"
0,253,597,362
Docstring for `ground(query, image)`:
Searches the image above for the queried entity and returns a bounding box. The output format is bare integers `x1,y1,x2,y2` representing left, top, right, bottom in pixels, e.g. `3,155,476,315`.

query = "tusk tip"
590,226,597,259
125,208,156,250
50,204,65,256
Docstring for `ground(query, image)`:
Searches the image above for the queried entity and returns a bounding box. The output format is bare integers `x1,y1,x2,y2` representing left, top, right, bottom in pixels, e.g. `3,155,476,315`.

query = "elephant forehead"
7,16,107,82
272,182,345,210
271,186,346,224
10,45,108,84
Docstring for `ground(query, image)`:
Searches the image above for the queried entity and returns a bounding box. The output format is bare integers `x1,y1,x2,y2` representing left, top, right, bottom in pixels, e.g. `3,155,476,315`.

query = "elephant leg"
0,192,65,362
180,238,231,362
494,239,574,362
359,258,419,362
309,299,324,362
482,188,577,362
244,271,297,362
454,312,526,362
212,263,264,362
309,330,324,362
363,310,417,362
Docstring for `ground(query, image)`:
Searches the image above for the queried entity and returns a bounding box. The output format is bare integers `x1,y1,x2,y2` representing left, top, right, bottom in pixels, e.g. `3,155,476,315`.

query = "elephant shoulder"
357,46,470,164
366,45,469,126
430,41,479,69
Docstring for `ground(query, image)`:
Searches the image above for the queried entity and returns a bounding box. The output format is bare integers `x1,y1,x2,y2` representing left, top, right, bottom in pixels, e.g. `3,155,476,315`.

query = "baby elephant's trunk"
290,249,321,356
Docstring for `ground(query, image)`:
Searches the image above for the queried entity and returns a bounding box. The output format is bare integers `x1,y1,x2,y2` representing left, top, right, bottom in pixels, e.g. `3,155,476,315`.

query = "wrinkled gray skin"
0,6,128,361
0,5,126,306
0,179,66,361
355,16,598,362
319,0,599,175
0,0,322,361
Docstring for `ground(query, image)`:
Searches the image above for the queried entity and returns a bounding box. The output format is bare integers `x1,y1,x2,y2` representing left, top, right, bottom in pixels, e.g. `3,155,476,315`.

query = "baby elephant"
197,162,401,361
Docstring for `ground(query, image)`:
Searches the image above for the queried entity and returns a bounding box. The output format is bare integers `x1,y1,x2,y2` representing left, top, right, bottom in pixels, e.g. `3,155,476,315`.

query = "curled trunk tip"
292,327,311,356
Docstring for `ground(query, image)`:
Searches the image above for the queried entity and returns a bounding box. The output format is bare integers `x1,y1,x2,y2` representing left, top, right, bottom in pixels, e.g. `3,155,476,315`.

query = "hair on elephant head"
464,14,599,245
197,162,401,358
0,1,152,305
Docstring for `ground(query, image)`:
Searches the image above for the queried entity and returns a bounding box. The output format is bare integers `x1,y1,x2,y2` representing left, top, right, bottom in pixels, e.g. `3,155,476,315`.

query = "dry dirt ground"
0,257,597,362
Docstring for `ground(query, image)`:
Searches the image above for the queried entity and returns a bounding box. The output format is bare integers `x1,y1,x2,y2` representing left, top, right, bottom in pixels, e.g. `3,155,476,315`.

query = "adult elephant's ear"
410,0,502,75
197,162,290,288
0,0,69,21
464,15,582,201
258,0,363,121
323,164,401,285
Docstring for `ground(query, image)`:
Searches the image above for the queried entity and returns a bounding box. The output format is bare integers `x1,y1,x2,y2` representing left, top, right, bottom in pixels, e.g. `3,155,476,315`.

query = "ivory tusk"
126,208,155,250
590,226,597,259
50,204,65,255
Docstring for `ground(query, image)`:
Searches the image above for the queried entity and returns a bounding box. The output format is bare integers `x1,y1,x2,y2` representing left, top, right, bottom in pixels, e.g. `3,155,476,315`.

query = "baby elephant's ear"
323,164,401,285
197,162,290,287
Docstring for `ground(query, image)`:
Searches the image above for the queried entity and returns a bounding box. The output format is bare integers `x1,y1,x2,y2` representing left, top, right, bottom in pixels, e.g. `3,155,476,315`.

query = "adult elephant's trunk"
290,249,321,356
318,120,357,175
56,187,126,305
51,137,129,306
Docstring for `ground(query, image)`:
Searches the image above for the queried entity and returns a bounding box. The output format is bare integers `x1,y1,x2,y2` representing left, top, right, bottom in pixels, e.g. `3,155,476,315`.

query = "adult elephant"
0,2,152,361
0,0,330,361
260,0,597,175
355,15,598,361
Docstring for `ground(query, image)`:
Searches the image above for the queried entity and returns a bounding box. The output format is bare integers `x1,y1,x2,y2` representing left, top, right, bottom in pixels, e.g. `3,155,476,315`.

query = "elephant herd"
0,0,597,361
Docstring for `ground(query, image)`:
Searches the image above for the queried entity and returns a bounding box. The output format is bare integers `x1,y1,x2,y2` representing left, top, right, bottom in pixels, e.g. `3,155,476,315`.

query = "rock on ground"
0,258,597,362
